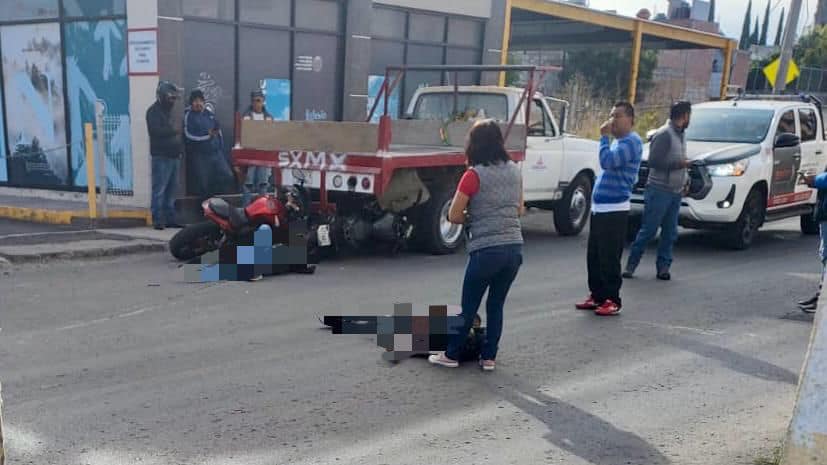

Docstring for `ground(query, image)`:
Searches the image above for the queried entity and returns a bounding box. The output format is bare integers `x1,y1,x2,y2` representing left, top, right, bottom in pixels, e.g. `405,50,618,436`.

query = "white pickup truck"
232,65,602,256
630,95,827,249
407,85,602,238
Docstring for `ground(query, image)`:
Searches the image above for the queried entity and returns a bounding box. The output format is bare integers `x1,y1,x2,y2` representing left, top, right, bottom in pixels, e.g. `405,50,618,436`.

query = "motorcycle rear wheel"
169,222,223,261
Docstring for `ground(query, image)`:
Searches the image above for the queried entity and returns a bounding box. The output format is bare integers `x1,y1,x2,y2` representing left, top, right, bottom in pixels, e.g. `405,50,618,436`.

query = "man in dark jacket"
184,90,227,201
798,170,827,313
146,80,183,230
624,101,692,281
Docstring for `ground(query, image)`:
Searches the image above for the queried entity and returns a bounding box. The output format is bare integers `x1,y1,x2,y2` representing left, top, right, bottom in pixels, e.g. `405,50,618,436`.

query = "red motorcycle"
169,169,324,269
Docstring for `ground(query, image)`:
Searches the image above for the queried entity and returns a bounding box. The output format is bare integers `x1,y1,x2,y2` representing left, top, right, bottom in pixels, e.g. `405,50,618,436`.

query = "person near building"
575,102,643,316
241,89,275,206
428,119,524,371
146,80,184,230
624,101,692,281
184,90,224,201
798,170,827,314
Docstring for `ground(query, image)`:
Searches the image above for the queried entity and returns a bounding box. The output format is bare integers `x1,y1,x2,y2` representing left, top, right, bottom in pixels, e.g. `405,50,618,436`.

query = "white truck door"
522,98,563,203
769,109,805,208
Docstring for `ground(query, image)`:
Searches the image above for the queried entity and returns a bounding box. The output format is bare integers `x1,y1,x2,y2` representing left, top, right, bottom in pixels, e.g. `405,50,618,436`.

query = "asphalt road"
0,212,818,465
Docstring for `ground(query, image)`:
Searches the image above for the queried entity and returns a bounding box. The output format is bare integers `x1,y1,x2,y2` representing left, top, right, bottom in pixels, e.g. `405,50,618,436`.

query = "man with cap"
241,89,275,206
146,80,184,230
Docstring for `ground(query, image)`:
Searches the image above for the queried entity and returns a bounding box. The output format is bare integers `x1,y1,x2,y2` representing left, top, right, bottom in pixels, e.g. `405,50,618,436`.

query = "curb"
0,241,166,264
0,205,150,226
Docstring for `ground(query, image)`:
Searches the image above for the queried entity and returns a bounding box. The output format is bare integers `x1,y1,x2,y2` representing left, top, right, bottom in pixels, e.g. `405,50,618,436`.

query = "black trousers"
587,211,629,306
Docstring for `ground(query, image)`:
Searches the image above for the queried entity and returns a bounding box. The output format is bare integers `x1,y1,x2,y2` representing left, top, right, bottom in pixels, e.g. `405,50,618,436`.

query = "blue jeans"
151,156,180,226
243,167,271,206
446,244,523,361
627,186,682,272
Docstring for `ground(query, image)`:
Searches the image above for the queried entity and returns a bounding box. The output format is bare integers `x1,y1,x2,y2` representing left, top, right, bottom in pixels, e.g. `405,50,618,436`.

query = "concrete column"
127,0,159,209
341,0,374,122
482,0,509,86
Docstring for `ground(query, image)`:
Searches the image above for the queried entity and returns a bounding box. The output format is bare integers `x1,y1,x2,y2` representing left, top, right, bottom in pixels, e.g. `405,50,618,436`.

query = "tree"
708,0,716,23
750,15,760,46
794,25,827,68
775,8,785,46
760,0,770,45
740,0,753,49
560,49,659,100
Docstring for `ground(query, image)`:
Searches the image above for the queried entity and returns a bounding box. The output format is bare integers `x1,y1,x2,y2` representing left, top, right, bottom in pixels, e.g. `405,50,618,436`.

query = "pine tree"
740,0,753,49
751,15,760,45
775,8,786,47
708,0,716,23
760,0,770,45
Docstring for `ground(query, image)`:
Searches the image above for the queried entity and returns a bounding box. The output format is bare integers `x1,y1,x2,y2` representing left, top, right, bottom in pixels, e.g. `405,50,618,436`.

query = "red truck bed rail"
367,65,562,151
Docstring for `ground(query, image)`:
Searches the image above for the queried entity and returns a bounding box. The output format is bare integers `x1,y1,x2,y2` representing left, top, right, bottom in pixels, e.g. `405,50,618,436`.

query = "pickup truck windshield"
412,92,509,122
684,108,775,144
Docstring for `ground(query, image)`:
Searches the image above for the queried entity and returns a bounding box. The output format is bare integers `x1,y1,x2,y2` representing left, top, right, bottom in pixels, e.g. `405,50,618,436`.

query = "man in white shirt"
242,90,274,206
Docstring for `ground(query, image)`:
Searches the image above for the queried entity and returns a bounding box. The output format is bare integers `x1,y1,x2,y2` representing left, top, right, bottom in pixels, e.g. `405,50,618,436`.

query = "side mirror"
775,132,800,148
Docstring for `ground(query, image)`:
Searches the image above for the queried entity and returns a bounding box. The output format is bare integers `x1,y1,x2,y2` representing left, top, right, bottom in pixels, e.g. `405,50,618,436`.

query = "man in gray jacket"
624,101,692,280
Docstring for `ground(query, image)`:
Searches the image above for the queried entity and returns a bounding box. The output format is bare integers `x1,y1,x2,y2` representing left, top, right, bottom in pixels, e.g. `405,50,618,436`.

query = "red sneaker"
595,300,621,316
575,295,601,310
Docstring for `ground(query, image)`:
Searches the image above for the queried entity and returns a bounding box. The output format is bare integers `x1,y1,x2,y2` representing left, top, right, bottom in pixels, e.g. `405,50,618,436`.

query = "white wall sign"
128,28,159,76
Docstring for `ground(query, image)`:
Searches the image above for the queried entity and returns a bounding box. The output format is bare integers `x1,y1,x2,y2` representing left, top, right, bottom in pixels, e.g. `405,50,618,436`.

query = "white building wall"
126,0,158,209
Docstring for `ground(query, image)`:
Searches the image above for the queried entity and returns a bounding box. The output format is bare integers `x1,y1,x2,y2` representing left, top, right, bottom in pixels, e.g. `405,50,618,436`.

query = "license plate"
317,225,332,247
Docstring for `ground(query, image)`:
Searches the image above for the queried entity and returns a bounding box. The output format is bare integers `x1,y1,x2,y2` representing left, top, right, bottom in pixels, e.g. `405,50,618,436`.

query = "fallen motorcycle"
169,169,328,273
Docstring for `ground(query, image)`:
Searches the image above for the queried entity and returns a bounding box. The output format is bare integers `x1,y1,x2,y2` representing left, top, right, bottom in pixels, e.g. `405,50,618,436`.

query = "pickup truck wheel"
554,174,592,236
725,188,765,250
801,212,820,235
415,188,465,255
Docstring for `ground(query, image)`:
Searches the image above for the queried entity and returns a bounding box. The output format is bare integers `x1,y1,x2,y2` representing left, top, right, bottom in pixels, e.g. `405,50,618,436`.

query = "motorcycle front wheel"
169,222,223,261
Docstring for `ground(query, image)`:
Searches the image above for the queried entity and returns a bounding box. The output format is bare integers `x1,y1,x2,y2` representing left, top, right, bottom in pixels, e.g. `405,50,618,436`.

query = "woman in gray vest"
429,120,524,372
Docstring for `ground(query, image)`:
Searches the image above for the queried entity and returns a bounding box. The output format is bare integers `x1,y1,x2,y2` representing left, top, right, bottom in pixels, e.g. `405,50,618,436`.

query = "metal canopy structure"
500,0,737,103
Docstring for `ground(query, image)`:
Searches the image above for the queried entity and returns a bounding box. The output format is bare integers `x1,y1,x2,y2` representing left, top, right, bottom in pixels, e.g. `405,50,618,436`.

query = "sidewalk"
0,219,172,265
0,194,150,227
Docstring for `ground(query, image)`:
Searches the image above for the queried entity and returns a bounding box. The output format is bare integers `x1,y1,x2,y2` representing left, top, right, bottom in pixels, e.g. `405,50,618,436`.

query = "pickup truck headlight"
707,160,749,177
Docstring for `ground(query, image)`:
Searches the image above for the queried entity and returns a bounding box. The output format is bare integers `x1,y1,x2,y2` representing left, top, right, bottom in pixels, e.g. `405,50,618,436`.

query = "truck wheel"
554,174,592,236
801,212,820,235
169,222,223,261
725,188,765,250
415,188,465,255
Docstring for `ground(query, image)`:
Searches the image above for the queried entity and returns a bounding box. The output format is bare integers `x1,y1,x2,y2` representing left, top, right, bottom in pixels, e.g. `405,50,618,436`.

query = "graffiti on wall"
65,19,132,192
1,23,68,187
195,72,224,114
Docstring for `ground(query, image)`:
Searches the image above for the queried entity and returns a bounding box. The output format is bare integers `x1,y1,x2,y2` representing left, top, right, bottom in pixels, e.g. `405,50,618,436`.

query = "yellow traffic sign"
763,58,800,88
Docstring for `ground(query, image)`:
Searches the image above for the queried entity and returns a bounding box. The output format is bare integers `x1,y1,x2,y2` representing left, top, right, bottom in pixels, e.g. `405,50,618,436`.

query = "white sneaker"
479,360,496,371
428,352,458,368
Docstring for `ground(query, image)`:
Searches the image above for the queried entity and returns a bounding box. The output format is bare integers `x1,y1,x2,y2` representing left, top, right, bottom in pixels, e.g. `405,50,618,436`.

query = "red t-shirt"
457,169,480,196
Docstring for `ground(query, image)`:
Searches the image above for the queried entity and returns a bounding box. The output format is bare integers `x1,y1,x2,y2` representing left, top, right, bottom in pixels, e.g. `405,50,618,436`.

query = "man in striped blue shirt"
576,102,643,316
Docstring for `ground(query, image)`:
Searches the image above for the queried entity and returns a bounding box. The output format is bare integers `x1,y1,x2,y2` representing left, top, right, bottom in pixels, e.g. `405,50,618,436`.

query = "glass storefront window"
0,0,59,22
182,0,235,21
295,0,341,32
239,0,290,26
63,0,126,18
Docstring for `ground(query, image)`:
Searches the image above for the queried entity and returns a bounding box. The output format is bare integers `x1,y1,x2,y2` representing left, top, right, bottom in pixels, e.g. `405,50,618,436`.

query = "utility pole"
774,0,803,94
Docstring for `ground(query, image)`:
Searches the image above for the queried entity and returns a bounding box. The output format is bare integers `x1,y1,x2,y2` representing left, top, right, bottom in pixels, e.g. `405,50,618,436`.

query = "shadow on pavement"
666,335,799,385
484,378,672,465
